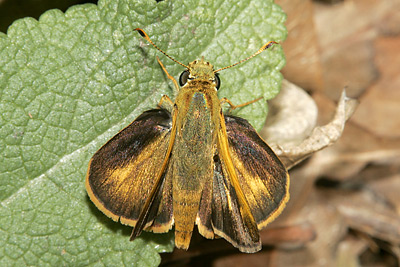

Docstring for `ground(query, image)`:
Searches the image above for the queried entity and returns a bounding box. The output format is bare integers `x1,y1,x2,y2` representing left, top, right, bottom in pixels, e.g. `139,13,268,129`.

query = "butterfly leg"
220,97,263,111
157,56,180,97
158,95,174,113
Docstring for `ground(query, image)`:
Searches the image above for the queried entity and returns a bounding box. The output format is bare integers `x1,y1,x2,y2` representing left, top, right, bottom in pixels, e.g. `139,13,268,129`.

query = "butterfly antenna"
214,41,278,73
135,28,189,69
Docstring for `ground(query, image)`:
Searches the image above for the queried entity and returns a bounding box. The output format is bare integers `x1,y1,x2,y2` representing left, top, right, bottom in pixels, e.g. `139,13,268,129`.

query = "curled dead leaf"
262,79,358,169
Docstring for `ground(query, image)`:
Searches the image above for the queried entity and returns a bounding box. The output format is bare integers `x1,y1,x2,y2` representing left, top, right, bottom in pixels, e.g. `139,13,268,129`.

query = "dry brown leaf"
338,203,400,245
313,0,396,100
264,81,357,169
302,117,400,182
276,0,324,91
351,36,400,138
262,79,318,146
260,222,316,249
335,235,367,267
320,40,378,100
268,189,348,267
370,173,400,214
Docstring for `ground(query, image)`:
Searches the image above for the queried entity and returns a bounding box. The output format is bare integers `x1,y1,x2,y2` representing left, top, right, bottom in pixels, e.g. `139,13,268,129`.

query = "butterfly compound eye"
179,70,190,86
214,73,221,90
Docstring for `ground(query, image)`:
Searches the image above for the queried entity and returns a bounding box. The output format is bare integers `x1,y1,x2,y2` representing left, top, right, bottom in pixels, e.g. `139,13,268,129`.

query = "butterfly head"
179,57,220,89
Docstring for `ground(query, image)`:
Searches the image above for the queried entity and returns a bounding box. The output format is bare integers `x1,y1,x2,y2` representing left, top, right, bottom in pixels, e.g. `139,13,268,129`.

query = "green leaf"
0,0,286,265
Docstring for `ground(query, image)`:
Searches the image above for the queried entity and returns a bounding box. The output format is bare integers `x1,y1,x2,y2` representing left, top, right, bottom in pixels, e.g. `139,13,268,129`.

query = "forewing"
86,109,173,229
225,115,289,229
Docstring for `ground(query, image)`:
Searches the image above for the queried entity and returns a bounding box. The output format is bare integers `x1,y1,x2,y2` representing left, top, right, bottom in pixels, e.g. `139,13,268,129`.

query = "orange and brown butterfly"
86,28,289,253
